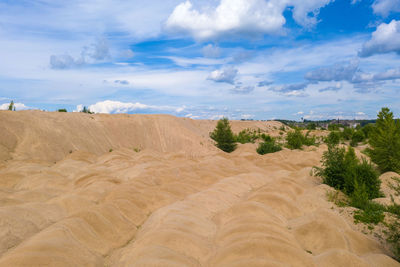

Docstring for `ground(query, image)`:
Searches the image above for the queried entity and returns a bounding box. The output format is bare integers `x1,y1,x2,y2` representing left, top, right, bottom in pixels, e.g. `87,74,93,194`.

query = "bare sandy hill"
0,111,399,266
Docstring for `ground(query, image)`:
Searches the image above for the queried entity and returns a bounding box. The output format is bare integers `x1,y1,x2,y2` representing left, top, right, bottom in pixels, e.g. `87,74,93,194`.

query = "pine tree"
8,100,14,111
369,107,400,173
210,118,237,153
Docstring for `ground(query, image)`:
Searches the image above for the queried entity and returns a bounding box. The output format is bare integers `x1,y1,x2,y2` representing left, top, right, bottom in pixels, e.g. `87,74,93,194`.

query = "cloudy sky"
0,0,399,120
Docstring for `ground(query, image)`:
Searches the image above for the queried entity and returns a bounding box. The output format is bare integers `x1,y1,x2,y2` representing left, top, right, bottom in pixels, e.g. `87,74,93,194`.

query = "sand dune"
0,111,399,266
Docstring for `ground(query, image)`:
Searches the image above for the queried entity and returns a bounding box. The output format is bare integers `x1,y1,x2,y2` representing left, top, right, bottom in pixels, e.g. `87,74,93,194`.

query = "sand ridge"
0,111,399,266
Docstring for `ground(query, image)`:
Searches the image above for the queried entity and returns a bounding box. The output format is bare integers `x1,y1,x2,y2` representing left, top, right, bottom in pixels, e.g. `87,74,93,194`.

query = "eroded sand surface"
0,111,399,266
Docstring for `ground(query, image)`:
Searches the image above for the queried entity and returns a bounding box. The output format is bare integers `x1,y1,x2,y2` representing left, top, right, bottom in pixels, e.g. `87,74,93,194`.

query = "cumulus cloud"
202,44,221,58
269,82,309,97
359,20,400,57
207,67,238,84
318,82,342,92
305,59,359,82
372,0,400,17
80,100,184,114
0,102,30,110
230,85,255,94
166,0,333,40
50,37,110,69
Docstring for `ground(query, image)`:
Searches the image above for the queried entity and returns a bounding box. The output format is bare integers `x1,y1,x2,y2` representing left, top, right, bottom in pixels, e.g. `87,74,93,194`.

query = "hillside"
0,111,399,266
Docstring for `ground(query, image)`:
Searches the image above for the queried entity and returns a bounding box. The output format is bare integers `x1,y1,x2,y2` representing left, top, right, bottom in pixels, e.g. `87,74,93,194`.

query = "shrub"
350,130,365,147
369,107,400,173
303,131,316,146
286,129,304,149
361,124,375,138
57,108,67,112
326,131,341,146
353,159,381,199
342,127,354,140
314,145,380,198
314,145,347,190
307,123,316,130
8,100,14,111
210,118,237,153
257,140,282,155
353,201,385,225
350,181,369,209
328,124,340,131
235,129,257,144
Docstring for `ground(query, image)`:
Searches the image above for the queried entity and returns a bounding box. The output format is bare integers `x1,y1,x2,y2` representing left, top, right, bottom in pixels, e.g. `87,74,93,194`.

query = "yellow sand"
0,110,398,266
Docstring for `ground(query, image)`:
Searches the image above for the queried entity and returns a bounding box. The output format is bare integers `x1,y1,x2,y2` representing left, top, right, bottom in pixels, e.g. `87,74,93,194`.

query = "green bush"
350,181,369,209
361,123,375,139
314,145,347,190
326,131,341,146
328,124,340,131
307,123,316,130
210,118,237,153
235,129,257,144
303,131,316,146
257,140,282,155
353,201,385,225
350,130,365,147
261,133,273,142
314,145,380,198
369,108,400,173
57,108,67,112
342,127,354,140
286,129,304,149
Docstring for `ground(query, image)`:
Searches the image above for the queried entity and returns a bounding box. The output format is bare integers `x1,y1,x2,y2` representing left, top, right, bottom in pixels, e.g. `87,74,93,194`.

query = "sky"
0,0,399,120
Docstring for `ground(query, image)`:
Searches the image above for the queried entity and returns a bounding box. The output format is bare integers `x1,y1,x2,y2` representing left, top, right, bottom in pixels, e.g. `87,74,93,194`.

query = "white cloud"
208,67,238,84
359,20,400,57
305,59,359,82
372,0,400,17
202,44,221,58
50,37,110,69
166,0,333,40
0,102,30,110
85,100,184,114
230,85,255,94
319,82,342,92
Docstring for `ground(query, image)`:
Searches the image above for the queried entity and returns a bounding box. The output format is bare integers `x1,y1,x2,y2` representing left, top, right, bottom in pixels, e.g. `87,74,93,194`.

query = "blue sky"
0,0,399,120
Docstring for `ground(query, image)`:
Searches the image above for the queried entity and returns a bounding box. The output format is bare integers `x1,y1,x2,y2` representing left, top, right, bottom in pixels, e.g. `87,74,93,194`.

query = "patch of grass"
389,177,400,196
133,148,141,153
386,219,400,261
353,202,386,225
109,148,113,152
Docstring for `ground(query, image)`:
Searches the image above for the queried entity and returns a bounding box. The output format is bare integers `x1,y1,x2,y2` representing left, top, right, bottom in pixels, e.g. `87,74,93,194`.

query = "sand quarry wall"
0,110,283,162
0,111,399,267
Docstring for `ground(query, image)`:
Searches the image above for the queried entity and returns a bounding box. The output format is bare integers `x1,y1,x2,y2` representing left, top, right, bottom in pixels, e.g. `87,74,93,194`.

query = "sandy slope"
0,111,398,266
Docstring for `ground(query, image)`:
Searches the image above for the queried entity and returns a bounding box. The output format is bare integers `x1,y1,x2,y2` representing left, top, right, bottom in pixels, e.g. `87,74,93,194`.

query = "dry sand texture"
0,110,399,266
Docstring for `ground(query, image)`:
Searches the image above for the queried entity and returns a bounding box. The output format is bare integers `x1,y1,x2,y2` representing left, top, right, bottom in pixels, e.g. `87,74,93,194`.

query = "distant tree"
8,100,14,111
326,131,340,146
210,118,237,153
81,106,93,114
286,129,304,149
307,122,317,130
57,108,67,112
369,107,400,173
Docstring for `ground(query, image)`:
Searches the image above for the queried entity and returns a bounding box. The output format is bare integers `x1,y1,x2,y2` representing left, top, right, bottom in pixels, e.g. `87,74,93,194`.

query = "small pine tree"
369,107,400,173
210,118,237,153
8,100,14,111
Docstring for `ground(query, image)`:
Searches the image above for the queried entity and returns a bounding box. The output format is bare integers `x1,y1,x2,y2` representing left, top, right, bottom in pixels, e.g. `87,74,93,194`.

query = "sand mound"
0,111,398,266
